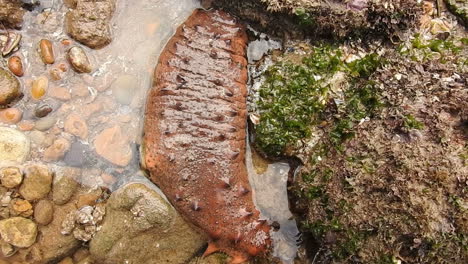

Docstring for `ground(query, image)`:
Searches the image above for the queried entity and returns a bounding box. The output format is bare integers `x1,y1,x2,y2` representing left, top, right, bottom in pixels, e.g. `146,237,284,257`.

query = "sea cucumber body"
143,9,270,263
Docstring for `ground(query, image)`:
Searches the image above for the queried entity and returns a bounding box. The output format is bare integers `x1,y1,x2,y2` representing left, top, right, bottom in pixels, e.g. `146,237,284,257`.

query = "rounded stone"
89,182,205,264
34,116,57,131
34,103,53,118
68,46,92,73
94,125,132,166
111,75,138,105
0,217,38,248
0,127,30,163
0,67,21,107
19,164,53,201
52,169,80,205
0,166,23,188
34,199,54,225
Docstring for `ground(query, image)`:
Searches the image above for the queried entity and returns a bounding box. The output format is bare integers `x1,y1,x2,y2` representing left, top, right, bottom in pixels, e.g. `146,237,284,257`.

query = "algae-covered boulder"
212,0,422,39
90,183,206,264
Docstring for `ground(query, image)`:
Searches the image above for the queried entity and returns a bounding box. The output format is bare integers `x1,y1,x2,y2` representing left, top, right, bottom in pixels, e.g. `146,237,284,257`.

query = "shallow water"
0,0,298,262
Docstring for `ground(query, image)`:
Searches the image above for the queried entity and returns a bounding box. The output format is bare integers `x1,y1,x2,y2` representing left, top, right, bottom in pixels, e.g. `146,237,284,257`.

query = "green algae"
255,46,383,157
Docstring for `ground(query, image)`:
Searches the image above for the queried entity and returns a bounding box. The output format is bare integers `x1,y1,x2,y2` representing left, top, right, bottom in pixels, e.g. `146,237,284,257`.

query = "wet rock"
50,86,72,101
43,138,71,162
34,103,53,118
64,113,88,139
64,141,94,167
0,239,15,257
68,46,92,73
34,199,54,225
52,168,80,205
73,247,90,262
0,167,22,188
7,56,24,77
76,189,102,208
0,107,22,124
19,164,53,201
10,198,33,217
39,39,55,64
89,183,205,264
94,125,132,166
65,0,116,49
23,202,81,263
0,0,25,28
31,76,48,100
58,257,74,264
0,127,30,163
0,67,21,107
35,116,57,131
0,217,37,248
29,130,45,146
17,120,34,131
111,75,138,105
36,11,61,33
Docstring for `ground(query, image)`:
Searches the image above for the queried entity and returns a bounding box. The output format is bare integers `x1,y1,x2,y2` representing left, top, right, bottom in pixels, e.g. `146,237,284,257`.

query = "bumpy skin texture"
143,9,270,263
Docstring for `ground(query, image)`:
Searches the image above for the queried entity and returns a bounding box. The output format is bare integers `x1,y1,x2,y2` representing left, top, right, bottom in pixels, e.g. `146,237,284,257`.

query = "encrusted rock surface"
212,0,422,39
65,0,117,49
89,183,206,264
0,0,25,29
0,217,37,248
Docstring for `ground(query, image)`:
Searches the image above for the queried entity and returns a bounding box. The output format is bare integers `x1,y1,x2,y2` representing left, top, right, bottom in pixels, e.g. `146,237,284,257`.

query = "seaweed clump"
254,45,383,157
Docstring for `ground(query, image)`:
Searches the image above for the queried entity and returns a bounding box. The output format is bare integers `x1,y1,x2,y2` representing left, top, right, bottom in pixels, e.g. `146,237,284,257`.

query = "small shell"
7,56,24,77
39,39,55,64
0,32,22,56
67,46,92,73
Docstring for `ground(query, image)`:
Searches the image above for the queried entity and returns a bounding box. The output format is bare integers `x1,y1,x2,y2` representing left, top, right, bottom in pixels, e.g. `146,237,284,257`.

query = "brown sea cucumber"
143,9,270,263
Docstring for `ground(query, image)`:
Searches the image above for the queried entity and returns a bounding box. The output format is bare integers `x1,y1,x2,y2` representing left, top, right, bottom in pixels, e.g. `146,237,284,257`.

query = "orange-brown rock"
64,113,88,139
143,9,270,263
94,125,132,166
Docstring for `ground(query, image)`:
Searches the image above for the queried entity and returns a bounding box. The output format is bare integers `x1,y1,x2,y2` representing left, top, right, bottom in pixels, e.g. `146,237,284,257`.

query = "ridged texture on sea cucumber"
143,9,270,263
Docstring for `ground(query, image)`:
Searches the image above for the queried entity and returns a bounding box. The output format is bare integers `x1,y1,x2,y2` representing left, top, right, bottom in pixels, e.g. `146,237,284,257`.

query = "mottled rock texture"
212,0,422,39
65,0,116,49
0,0,25,28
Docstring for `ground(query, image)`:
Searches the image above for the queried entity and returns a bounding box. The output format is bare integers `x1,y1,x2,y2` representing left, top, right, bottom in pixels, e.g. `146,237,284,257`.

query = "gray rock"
34,116,57,131
0,127,30,163
64,142,95,167
19,164,53,201
89,183,206,264
0,68,21,107
0,217,37,248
